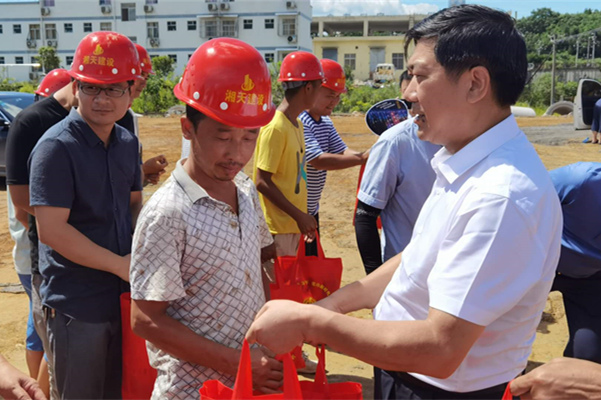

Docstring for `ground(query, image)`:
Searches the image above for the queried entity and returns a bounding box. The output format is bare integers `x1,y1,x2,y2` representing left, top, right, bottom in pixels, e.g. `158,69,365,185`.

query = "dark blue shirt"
592,98,601,133
550,162,601,278
29,108,142,322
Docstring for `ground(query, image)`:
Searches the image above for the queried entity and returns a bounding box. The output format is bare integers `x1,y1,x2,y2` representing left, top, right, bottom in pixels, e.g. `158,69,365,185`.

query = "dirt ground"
0,114,598,396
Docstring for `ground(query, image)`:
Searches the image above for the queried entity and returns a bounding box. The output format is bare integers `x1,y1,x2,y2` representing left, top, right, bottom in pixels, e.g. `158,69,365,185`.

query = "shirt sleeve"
130,207,187,302
251,184,274,249
427,193,548,326
357,132,404,210
255,124,285,174
6,113,38,185
327,121,347,155
304,121,324,162
29,138,75,209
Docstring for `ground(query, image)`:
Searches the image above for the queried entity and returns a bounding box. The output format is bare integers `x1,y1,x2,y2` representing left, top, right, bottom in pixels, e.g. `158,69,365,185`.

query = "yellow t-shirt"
253,110,307,234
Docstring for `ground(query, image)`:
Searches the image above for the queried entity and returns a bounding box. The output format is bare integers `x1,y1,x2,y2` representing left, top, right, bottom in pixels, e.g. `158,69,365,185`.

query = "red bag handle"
297,231,326,260
501,380,513,400
232,340,302,399
311,345,329,395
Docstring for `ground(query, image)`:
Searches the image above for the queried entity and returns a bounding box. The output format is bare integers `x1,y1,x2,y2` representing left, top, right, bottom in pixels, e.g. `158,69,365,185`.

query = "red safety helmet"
278,51,324,82
173,38,275,129
135,43,155,75
69,31,141,84
320,59,347,93
35,68,71,97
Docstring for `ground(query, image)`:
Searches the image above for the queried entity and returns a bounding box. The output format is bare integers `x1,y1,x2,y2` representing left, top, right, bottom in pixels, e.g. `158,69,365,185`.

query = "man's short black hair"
186,104,205,130
405,4,527,107
283,79,322,101
399,70,412,87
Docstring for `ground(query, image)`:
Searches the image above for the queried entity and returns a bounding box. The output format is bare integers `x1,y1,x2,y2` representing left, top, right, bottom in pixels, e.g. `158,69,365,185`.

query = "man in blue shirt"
354,71,440,274
550,162,601,364
590,98,601,143
28,32,143,398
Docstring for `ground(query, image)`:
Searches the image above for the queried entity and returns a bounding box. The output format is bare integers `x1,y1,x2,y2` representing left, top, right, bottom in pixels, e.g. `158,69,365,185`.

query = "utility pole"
575,37,579,67
550,35,556,106
592,34,597,63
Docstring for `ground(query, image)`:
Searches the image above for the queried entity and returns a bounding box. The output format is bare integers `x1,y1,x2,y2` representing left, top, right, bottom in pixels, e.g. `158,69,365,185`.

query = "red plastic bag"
269,232,343,305
501,380,513,400
300,346,363,400
120,292,157,399
199,339,303,400
200,341,363,400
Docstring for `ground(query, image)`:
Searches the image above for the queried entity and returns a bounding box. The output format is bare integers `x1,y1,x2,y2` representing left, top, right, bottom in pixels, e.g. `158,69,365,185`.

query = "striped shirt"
300,111,347,215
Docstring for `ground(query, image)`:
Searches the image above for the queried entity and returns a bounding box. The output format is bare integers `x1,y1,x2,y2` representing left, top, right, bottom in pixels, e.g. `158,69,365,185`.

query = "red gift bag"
501,380,513,400
269,232,343,305
120,292,157,399
199,339,303,400
300,346,363,400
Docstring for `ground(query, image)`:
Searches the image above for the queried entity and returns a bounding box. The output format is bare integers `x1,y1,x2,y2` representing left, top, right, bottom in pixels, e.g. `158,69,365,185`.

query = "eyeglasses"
78,84,130,98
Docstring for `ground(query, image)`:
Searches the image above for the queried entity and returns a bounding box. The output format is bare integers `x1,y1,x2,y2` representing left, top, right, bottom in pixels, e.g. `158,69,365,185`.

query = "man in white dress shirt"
247,5,563,399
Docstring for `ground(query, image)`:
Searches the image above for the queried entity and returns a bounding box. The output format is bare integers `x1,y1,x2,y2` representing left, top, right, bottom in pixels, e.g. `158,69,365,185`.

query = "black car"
0,92,36,177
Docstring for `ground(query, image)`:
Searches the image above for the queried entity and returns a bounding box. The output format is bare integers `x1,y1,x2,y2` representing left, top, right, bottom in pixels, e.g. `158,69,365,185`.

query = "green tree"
37,46,61,73
151,55,175,78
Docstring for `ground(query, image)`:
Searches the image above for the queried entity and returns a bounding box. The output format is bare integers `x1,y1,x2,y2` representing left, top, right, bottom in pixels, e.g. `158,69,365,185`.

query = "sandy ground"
0,113,597,396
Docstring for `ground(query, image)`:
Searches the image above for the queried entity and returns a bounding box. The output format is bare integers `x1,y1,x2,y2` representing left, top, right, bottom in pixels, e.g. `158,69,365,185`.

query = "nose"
403,77,418,103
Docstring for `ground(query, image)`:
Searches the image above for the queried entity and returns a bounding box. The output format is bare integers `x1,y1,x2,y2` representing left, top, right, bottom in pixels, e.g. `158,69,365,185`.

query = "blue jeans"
17,273,44,352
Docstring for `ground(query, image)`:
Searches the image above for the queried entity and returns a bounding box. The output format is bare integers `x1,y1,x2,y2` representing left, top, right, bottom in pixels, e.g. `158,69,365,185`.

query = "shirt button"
230,221,238,229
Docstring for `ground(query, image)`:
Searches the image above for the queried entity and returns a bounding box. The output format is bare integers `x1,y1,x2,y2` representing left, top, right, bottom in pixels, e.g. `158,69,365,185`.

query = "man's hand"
249,347,284,394
261,243,276,264
360,149,370,164
294,213,317,242
510,357,601,400
143,154,168,185
0,356,47,400
247,300,309,355
114,254,131,282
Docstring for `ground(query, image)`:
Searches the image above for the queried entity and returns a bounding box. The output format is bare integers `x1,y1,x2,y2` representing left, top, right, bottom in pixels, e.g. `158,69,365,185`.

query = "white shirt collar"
431,114,521,185
172,159,209,203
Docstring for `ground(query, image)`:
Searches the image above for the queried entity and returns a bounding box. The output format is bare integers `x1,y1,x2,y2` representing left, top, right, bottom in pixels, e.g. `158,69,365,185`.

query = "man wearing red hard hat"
129,38,283,399
28,31,143,398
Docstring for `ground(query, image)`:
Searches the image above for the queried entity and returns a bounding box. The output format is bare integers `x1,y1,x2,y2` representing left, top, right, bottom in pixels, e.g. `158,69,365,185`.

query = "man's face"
132,71,150,100
404,40,469,148
182,116,259,182
304,80,323,109
75,81,132,129
310,86,341,117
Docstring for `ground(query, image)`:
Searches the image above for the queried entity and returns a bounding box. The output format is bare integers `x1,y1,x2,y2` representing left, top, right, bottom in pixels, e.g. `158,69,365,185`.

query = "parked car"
0,92,35,177
373,63,396,85
574,78,601,130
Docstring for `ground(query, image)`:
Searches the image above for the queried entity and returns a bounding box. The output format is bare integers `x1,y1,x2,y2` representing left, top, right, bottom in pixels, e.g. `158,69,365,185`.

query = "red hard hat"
135,43,154,75
173,38,275,129
35,68,71,97
278,51,324,82
320,59,347,93
69,31,141,84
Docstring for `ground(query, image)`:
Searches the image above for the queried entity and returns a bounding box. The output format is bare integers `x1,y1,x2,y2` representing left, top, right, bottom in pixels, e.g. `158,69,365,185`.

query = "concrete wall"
0,0,313,82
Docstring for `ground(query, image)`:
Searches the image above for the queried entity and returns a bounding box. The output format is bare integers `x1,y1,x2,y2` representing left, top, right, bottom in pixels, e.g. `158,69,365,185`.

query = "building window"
222,20,235,37
100,22,112,31
13,24,22,34
128,36,137,43
45,24,57,39
64,23,73,33
31,56,40,72
121,3,136,21
281,17,296,36
344,53,356,70
0,25,3,34
204,20,217,37
66,56,73,66
15,56,24,64
43,0,54,6
168,54,177,63
83,22,93,32
188,53,192,59
264,18,274,29
167,21,176,31
29,24,41,40
0,57,4,64
265,53,274,63
146,0,157,3
99,0,111,4
147,22,159,38
243,19,252,29
187,20,196,31
392,53,404,70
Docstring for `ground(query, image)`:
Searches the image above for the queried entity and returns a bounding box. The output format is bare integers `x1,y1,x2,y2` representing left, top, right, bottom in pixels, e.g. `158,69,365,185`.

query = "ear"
72,80,78,97
466,66,490,105
181,117,195,140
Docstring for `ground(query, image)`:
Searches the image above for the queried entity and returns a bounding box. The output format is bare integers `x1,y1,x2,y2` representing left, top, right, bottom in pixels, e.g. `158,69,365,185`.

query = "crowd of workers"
1,4,601,400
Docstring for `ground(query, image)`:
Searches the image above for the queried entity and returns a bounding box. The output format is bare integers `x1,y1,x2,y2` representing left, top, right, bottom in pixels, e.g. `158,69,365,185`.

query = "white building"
0,0,312,82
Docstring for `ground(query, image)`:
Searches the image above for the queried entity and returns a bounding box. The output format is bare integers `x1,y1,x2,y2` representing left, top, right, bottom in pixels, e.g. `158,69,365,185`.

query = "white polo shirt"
374,115,562,392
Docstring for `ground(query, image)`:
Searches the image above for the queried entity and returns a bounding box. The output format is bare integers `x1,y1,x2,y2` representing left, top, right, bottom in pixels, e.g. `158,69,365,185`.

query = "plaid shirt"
130,160,272,399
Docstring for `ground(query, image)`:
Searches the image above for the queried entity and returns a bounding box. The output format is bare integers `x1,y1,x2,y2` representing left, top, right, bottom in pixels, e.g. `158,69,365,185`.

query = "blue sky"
311,0,599,19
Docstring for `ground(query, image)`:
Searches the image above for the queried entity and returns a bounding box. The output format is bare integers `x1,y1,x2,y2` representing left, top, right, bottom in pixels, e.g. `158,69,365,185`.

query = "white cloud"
311,0,440,16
